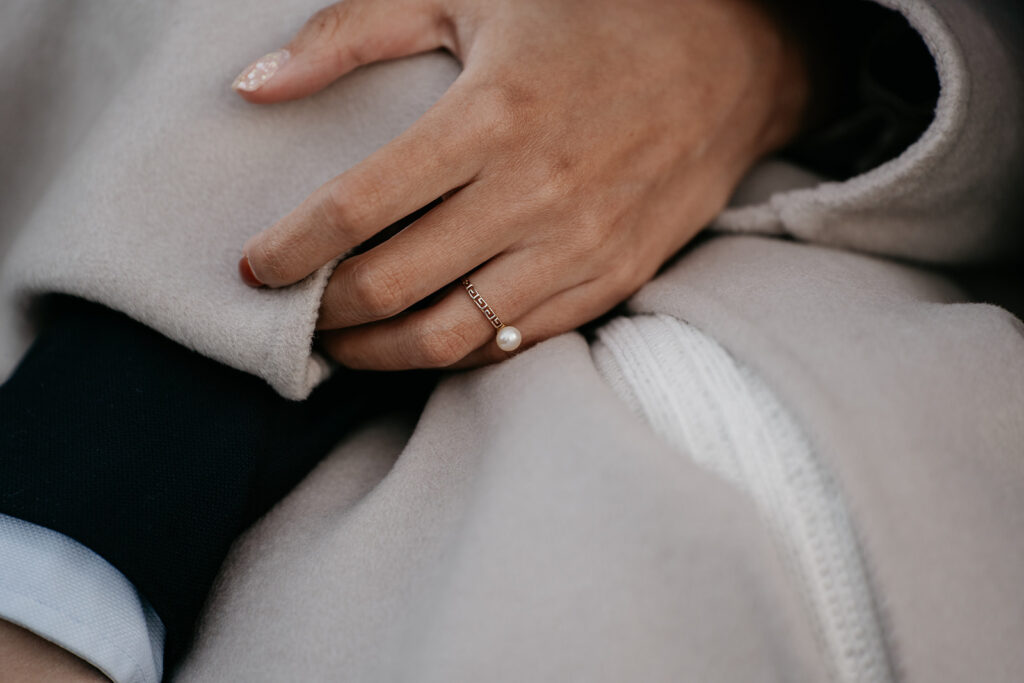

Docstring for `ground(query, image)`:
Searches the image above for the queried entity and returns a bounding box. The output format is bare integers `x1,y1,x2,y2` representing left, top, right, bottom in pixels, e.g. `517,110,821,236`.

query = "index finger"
241,86,486,288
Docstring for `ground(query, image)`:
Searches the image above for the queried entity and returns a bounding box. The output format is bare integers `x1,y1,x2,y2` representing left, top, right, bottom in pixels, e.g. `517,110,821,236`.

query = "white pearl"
496,325,522,352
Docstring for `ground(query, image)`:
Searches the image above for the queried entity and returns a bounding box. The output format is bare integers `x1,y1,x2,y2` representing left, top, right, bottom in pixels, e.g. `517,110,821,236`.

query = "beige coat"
1,0,1021,680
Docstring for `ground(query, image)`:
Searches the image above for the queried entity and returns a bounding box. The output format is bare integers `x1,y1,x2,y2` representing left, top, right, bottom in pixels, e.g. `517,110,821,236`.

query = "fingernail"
232,49,290,92
238,255,265,287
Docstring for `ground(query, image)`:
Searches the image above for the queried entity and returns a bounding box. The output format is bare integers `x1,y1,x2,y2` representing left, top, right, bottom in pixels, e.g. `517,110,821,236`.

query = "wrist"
738,0,816,155
694,0,813,170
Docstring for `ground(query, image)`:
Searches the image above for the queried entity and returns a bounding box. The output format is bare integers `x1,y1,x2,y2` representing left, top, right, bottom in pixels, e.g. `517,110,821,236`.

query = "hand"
234,0,810,370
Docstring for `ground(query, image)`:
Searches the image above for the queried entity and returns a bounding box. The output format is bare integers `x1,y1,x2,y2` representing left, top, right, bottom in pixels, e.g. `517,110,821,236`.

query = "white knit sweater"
593,315,890,683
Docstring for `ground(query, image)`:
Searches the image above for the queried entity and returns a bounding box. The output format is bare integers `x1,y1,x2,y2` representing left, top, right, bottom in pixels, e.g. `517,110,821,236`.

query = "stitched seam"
594,315,892,683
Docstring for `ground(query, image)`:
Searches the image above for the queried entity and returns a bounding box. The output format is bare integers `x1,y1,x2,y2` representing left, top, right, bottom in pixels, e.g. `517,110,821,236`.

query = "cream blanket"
1,0,1022,680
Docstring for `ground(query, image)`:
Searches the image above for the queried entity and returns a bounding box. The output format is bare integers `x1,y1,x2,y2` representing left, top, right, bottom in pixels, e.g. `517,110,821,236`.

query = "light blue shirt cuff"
0,513,164,683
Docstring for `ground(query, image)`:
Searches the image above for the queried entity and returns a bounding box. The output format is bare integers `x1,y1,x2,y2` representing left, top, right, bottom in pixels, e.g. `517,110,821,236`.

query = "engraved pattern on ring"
462,279,504,329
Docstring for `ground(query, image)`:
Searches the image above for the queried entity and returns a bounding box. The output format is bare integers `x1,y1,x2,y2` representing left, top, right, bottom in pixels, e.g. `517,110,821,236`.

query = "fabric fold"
3,0,1021,398
0,0,460,398
717,0,1024,264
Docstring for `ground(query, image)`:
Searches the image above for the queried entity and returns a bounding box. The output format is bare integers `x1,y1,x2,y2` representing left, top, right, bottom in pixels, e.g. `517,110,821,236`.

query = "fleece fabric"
0,294,438,669
0,0,1022,681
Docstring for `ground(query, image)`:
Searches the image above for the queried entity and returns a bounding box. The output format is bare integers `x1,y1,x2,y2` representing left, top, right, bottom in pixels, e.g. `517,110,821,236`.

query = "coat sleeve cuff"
715,0,1024,264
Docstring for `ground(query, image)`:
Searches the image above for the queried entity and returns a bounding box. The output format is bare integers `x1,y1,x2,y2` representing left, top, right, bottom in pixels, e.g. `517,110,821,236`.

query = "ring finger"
445,274,629,369
319,247,583,370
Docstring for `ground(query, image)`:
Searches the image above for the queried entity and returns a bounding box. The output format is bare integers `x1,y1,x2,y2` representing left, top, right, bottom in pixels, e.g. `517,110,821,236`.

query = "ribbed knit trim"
592,314,892,683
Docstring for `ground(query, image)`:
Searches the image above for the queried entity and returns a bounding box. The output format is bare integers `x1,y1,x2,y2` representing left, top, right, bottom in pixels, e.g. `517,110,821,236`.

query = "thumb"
232,0,451,102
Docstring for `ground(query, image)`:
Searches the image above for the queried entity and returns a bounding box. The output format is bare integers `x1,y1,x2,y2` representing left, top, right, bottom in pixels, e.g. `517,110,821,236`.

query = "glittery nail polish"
232,49,290,92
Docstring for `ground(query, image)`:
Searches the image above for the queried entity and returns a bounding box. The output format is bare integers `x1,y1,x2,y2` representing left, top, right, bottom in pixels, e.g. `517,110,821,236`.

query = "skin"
0,619,109,682
236,0,812,370
0,1,813,673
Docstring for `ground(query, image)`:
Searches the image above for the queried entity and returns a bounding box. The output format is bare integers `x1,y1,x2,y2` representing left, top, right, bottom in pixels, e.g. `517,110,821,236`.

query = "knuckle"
470,83,524,145
301,3,373,72
307,4,346,41
349,259,406,318
325,178,379,234
528,158,575,206
415,321,476,367
569,211,610,256
609,261,647,301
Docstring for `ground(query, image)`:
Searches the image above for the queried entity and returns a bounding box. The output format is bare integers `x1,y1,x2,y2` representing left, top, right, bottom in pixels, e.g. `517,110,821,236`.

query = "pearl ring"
461,278,522,352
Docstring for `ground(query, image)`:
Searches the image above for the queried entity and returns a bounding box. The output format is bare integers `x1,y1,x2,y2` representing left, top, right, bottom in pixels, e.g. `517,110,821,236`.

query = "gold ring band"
462,278,522,352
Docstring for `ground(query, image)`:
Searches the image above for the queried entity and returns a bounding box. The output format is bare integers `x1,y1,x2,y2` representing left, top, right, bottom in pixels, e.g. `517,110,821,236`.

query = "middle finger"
316,184,517,330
